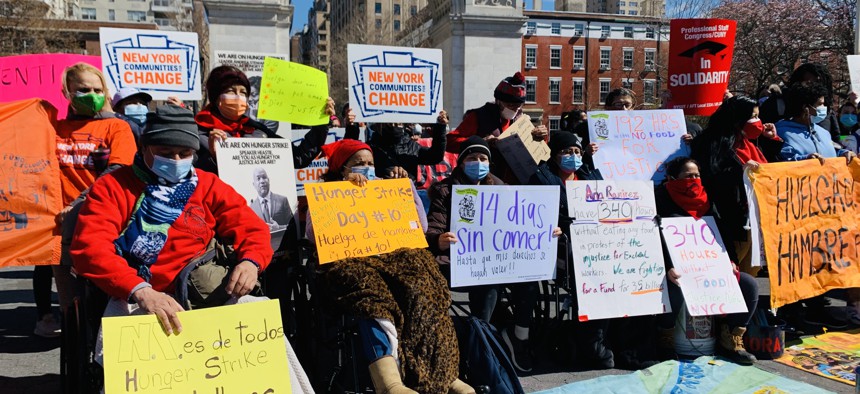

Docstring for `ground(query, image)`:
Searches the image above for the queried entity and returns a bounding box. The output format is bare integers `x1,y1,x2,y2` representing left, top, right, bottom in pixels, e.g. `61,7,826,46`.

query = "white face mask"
501,107,518,120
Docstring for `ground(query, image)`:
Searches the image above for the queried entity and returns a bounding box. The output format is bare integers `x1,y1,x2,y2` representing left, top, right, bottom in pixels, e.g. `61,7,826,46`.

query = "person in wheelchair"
306,139,474,394
69,105,314,393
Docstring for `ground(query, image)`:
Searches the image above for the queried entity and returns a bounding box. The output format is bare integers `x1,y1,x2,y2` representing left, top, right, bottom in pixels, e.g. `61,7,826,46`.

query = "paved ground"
0,266,855,393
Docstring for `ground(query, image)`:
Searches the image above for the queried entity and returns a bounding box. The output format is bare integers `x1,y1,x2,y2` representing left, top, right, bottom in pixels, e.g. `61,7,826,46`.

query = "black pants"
467,282,539,328
33,265,53,318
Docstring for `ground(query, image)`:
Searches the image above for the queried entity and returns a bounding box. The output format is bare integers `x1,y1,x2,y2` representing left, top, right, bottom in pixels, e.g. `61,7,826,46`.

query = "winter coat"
690,133,750,244
370,123,446,180
775,119,846,161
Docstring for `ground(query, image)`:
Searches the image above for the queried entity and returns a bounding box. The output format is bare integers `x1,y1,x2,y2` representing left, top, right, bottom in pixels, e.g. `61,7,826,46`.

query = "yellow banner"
306,178,428,264
258,57,330,126
101,299,290,394
750,158,860,308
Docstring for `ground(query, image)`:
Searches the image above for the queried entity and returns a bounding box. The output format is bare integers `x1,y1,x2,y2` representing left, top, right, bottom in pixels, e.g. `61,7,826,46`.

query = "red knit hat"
321,139,373,173
494,72,527,104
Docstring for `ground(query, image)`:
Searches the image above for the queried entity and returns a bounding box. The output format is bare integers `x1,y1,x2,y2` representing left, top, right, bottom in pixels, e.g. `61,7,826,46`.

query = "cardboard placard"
499,114,551,164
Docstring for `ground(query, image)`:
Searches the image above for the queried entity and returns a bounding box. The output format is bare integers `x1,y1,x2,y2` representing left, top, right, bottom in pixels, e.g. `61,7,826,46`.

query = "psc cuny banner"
667,19,736,116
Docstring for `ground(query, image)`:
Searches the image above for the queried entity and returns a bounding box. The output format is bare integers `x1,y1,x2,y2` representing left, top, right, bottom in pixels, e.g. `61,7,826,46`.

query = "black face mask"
378,125,405,140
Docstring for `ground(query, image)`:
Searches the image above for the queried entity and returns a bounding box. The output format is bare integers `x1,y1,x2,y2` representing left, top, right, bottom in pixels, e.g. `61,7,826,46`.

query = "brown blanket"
320,248,458,393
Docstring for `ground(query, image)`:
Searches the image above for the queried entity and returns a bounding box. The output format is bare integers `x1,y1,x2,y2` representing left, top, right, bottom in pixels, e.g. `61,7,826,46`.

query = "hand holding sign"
258,57,330,126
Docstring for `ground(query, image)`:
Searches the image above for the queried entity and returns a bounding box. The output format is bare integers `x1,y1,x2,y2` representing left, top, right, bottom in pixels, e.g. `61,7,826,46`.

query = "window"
551,23,561,35
617,9,625,14
525,77,537,103
375,2,382,14
526,22,536,35
646,27,655,39
573,47,584,69
619,1,626,5
410,5,417,16
624,26,633,38
599,79,611,104
622,78,634,89
81,7,96,20
127,10,146,22
623,48,634,69
393,4,400,15
628,10,638,15
108,9,115,21
645,49,656,70
375,19,382,29
394,20,401,31
550,46,562,69
153,0,170,6
601,25,610,38
572,78,584,104
319,34,326,41
549,78,561,104
525,45,537,68
600,48,611,69
574,24,584,36
154,18,170,26
630,1,639,5
549,116,561,133
644,80,656,104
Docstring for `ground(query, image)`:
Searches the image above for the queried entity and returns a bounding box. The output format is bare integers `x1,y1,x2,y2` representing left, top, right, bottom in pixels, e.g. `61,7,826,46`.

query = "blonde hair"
61,62,113,112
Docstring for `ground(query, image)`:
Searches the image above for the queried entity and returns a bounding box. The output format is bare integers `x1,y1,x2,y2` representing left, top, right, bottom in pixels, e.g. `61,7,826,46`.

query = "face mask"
810,105,827,125
218,94,248,121
124,104,148,125
840,114,858,128
149,152,194,183
500,106,518,120
350,166,376,181
70,92,105,116
463,161,490,182
559,154,583,172
743,119,764,139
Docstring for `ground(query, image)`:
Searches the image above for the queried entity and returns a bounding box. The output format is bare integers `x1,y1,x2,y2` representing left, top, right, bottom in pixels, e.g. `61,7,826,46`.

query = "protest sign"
667,19,736,116
848,55,860,95
750,159,860,309
588,109,689,183
306,178,427,264
449,185,559,287
258,57,329,126
743,168,764,267
0,99,62,267
291,128,366,195
0,54,101,120
567,180,670,320
99,28,201,100
660,216,748,316
348,44,443,123
212,51,289,135
101,299,290,394
416,137,458,190
499,114,550,164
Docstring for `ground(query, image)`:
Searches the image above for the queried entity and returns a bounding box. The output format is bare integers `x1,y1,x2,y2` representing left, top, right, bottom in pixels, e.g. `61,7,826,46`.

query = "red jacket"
70,166,272,299
446,102,512,153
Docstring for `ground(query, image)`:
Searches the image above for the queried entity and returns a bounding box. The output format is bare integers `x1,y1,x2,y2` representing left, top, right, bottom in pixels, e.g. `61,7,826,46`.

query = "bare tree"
0,0,79,56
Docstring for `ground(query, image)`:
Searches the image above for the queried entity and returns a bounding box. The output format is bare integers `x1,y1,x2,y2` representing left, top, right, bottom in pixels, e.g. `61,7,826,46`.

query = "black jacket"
690,134,748,244
369,123,446,180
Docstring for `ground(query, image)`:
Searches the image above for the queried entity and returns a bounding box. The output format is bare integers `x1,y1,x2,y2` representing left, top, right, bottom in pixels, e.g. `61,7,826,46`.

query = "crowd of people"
24,60,860,393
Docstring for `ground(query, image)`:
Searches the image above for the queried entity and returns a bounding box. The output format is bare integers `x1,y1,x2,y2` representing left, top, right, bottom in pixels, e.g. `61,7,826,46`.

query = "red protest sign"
667,19,736,116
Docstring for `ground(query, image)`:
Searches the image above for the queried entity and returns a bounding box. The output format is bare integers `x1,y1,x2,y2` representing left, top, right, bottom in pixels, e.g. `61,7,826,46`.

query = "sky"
291,0,314,35
523,0,555,10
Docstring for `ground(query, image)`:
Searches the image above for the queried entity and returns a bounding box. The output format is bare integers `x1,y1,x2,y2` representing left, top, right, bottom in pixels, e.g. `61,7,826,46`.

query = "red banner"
667,19,736,116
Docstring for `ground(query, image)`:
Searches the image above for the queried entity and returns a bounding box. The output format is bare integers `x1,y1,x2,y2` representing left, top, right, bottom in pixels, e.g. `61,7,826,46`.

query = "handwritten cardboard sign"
213,51,289,135
258,57,329,126
566,180,670,320
348,44,443,123
0,54,101,120
588,109,689,184
449,185,559,287
101,300,290,394
306,178,427,264
99,28,201,100
667,19,736,116
750,159,860,309
499,114,550,164
291,128,366,195
660,216,748,316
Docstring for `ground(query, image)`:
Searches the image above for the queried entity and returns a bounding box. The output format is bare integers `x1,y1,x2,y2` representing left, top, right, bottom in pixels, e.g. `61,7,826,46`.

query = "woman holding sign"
654,156,759,365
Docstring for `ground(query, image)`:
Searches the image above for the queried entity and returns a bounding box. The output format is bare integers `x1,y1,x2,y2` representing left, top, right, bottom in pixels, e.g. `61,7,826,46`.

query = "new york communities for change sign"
348,44,442,123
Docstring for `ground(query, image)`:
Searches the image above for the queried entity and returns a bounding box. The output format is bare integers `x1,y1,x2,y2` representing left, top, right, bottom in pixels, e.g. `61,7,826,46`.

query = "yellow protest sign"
306,178,428,264
750,158,860,309
101,299,290,394
258,57,329,126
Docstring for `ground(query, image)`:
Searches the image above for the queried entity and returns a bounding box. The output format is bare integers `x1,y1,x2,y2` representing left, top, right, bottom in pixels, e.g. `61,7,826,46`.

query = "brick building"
521,10,669,132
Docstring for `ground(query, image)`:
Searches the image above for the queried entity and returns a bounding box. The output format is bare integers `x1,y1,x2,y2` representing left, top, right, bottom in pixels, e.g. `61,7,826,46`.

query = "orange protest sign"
306,178,427,264
0,99,63,267
750,158,860,308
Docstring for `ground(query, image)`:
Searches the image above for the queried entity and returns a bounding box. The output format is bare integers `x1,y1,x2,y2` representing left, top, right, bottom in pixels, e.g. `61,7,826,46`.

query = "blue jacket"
776,119,846,161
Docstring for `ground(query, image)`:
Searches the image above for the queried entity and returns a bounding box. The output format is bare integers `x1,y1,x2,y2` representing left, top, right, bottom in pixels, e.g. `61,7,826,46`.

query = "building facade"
522,10,669,132
302,0,331,71
551,0,665,18
68,0,192,29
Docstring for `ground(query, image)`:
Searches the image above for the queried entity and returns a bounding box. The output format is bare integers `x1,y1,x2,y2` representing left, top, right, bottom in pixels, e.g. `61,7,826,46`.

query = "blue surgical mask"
840,114,857,128
559,154,583,172
350,166,376,180
150,153,193,183
810,105,828,125
463,161,490,182
124,104,148,125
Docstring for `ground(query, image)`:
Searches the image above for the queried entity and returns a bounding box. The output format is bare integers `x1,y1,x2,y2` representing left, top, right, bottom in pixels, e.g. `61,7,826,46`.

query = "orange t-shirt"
55,117,136,206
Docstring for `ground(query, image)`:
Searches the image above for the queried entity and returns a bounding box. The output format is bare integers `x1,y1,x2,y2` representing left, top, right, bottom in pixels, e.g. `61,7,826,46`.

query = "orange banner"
0,99,62,266
750,158,860,308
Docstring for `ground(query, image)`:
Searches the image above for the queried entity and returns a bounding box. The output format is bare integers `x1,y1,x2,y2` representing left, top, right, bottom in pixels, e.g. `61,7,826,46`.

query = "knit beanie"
205,65,251,106
458,136,492,164
494,72,527,104
548,132,583,156
321,139,373,173
141,105,200,150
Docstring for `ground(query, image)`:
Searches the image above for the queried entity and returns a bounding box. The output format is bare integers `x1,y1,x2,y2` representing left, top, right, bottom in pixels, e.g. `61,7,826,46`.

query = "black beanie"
548,132,582,156
458,136,491,163
141,105,200,150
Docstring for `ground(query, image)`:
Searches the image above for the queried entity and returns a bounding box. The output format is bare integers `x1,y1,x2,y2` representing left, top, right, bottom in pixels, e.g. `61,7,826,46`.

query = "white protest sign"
743,168,764,267
291,128,366,195
213,51,289,135
99,28,201,100
566,180,670,320
660,216,748,316
348,44,443,123
449,185,560,288
848,55,860,94
588,109,689,184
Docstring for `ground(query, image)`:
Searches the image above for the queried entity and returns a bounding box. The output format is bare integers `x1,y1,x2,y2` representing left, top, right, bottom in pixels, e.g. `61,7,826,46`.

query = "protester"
561,109,587,133
761,63,841,140
837,102,860,152
660,89,703,141
775,83,856,163
110,87,152,144
655,156,759,365
306,139,473,394
367,111,447,180
194,65,333,174
69,105,314,393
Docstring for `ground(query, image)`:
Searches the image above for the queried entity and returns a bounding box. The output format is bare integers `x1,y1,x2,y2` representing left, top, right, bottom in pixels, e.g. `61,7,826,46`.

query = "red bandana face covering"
665,178,710,219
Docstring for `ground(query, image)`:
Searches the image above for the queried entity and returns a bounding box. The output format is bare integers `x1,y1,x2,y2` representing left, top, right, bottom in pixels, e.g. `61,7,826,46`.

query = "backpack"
453,316,525,394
